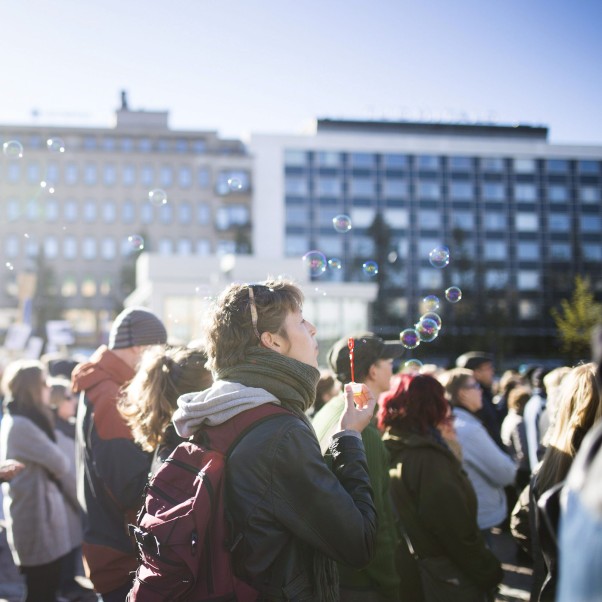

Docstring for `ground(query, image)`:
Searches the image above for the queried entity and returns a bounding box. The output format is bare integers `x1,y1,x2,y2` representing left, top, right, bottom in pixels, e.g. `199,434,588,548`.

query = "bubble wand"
348,337,355,383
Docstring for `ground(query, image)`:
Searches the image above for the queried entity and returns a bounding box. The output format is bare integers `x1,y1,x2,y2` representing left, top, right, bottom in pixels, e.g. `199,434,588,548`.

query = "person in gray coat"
0,359,79,602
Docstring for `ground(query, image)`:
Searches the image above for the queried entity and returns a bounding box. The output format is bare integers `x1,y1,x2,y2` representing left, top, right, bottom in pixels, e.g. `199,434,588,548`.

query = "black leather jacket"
226,413,377,601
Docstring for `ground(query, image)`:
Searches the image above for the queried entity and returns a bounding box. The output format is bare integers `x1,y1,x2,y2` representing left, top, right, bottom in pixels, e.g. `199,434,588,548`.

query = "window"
141,165,154,187
103,164,117,186
217,240,237,255
44,236,59,259
84,163,97,185
215,170,250,194
485,269,509,288
515,184,537,202
158,239,174,255
450,182,473,201
5,235,19,258
83,200,97,223
483,212,505,231
449,156,472,171
350,207,376,228
350,177,376,198
383,178,408,199
83,136,96,150
45,162,59,184
45,199,59,222
517,270,539,290
315,177,341,197
215,205,249,229
549,243,571,260
121,138,134,152
157,139,170,152
122,201,135,224
178,166,192,188
285,235,308,256
102,201,116,223
519,300,539,319
192,140,206,154
419,269,443,289
102,137,116,151
286,205,309,225
178,202,192,224
82,277,97,297
484,241,507,260
100,278,111,296
517,242,540,261
549,213,570,232
546,159,568,173
481,157,505,172
197,203,210,225
383,154,407,169
548,185,568,203
581,215,602,233
27,162,40,183
450,211,475,230
418,239,443,259
196,239,211,255
417,181,440,200
383,208,408,229
26,199,40,221
286,177,309,196
418,210,442,230
416,155,440,170
160,166,173,188
64,200,78,223
101,238,116,260
514,158,536,173
350,153,376,169
175,139,189,153
123,164,136,187
197,168,210,188
284,150,308,166
515,212,538,232
316,152,341,168
578,160,599,174
141,203,153,224
351,235,375,256
25,239,39,258
62,276,78,297
62,236,77,260
315,236,343,257
7,199,20,221
139,138,152,152
159,203,173,225
7,163,20,183
583,244,602,261
177,239,193,255
580,187,600,204
82,237,96,260
65,163,78,185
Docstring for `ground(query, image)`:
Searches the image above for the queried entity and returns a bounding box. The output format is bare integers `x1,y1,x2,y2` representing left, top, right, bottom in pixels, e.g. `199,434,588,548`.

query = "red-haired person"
379,373,503,602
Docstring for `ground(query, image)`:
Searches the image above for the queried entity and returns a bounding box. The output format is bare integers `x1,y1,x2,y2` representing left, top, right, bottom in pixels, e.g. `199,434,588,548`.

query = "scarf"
5,396,56,442
218,348,338,602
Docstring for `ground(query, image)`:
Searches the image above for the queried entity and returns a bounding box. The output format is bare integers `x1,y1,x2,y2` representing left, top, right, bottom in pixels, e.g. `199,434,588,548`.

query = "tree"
366,213,393,329
551,276,602,362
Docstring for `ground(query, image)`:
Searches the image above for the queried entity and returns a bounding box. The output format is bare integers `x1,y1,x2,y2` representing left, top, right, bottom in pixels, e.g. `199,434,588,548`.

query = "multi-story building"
0,95,252,344
251,119,602,357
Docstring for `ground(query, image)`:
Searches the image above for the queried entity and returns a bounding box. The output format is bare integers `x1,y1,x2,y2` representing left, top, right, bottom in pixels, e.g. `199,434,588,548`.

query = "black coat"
383,428,503,602
226,413,377,601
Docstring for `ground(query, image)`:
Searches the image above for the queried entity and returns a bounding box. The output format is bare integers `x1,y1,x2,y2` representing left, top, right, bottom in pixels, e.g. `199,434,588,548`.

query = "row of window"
3,236,245,261
285,177,601,203
0,162,251,193
1,199,250,228
285,205,600,232
284,151,601,175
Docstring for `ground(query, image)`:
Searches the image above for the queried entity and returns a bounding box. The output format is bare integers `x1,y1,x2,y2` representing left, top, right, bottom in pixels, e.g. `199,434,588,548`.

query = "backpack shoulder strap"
195,403,291,456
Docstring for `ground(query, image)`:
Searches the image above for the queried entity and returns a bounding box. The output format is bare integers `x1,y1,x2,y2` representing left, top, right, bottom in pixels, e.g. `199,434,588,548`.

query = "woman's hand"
0,460,25,482
338,383,377,433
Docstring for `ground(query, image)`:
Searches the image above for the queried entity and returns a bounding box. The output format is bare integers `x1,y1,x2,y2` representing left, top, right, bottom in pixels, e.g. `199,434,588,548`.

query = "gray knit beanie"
108,307,167,350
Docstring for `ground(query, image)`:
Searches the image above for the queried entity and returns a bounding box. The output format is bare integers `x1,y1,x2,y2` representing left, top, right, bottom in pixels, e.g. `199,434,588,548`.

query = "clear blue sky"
1,0,600,144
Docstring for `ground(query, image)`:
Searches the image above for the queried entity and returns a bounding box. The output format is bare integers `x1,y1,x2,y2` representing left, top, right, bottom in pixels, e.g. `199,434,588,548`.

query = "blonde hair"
537,363,601,493
119,345,212,451
439,367,474,406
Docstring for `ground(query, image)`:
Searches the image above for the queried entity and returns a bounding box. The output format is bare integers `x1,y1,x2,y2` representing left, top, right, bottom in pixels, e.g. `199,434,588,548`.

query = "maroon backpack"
128,403,290,601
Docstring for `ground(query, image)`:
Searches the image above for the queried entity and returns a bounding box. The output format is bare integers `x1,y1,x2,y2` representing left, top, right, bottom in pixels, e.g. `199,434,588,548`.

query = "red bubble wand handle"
348,337,355,383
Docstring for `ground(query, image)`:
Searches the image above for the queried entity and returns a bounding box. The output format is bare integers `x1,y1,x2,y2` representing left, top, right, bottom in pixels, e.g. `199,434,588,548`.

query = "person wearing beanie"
312,333,403,601
71,307,167,601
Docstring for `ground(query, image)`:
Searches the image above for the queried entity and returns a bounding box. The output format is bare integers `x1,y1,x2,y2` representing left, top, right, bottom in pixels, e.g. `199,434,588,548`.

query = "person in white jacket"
441,368,517,538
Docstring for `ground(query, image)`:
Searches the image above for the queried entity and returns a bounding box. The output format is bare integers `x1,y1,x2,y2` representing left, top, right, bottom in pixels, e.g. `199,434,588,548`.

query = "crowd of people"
0,279,601,602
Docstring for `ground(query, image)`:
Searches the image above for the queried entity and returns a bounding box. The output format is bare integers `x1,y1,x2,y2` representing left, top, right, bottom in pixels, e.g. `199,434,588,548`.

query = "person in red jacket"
72,307,167,601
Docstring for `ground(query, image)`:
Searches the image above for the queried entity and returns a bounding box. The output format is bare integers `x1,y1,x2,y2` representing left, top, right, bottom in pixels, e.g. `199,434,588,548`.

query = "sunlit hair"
497,369,522,397
1,359,55,440
48,376,71,410
377,373,449,433
204,279,304,373
438,367,474,406
119,345,212,452
537,362,601,493
507,386,531,415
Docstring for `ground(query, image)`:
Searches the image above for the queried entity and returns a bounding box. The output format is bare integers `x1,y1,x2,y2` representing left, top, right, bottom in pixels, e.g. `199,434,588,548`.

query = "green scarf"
216,346,320,418
216,347,339,602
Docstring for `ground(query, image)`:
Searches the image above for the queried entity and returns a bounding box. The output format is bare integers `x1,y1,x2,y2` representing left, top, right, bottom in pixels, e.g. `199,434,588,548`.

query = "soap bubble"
302,250,327,276
445,286,462,303
422,294,440,311
416,317,439,342
228,178,243,191
332,214,352,233
403,359,423,372
387,251,398,263
3,140,23,158
420,312,442,330
328,257,342,270
362,261,379,276
400,328,420,349
429,246,450,268
148,189,168,206
46,137,65,153
5,262,14,271
127,234,145,251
